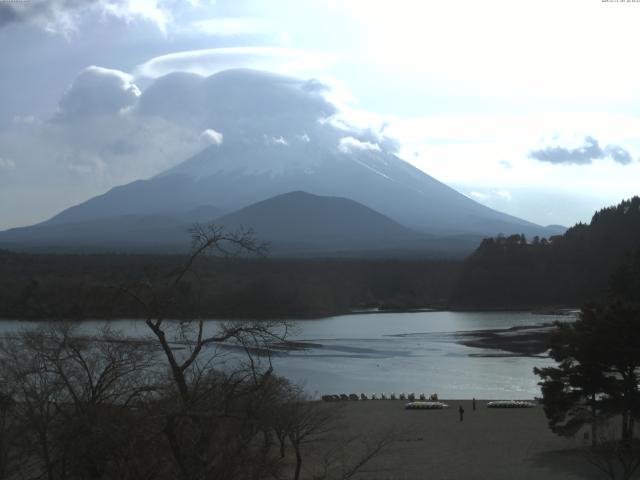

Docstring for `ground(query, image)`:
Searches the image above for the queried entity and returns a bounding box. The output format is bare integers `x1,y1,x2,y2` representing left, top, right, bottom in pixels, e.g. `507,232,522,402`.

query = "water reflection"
0,311,574,399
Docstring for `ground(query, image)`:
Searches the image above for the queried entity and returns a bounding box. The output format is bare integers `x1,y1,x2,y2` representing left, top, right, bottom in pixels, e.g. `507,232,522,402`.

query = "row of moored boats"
321,392,439,402
321,394,536,409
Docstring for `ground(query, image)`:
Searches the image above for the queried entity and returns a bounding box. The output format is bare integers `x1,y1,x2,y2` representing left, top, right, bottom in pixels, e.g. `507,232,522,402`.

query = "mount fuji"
0,69,563,255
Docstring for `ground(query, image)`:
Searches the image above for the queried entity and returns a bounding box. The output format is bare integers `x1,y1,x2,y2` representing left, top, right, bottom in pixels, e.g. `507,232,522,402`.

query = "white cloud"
528,135,634,166
495,190,512,201
267,135,288,146
100,0,171,34
323,0,640,105
181,0,214,5
133,47,333,79
338,136,381,154
297,133,310,143
0,0,172,36
387,112,640,195
469,191,489,200
200,128,223,146
469,189,511,202
278,31,291,45
57,66,140,120
190,17,273,36
136,68,338,142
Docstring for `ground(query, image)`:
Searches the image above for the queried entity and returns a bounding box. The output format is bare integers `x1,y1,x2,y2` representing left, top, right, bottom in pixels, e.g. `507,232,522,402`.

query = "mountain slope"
41,138,557,239
215,191,426,254
0,205,221,253
0,191,487,256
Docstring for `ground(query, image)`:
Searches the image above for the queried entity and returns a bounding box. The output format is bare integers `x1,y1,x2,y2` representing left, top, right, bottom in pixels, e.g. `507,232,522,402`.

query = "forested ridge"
0,251,459,320
453,196,640,308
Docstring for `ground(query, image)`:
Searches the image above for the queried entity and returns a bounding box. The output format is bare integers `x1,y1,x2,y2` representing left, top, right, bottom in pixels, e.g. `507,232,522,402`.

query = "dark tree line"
0,249,459,321
454,197,640,308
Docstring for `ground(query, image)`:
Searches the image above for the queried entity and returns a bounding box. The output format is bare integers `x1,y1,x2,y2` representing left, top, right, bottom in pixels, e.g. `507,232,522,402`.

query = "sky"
1,0,640,230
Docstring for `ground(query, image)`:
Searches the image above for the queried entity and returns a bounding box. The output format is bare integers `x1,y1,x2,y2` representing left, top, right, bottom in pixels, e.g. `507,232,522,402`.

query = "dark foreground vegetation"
532,221,640,479
535,303,640,479
0,324,397,480
0,226,396,480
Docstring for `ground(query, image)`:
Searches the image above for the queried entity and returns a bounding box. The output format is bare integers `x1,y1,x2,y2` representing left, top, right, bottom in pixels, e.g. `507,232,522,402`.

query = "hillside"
0,206,221,253
0,191,480,257
41,136,558,239
452,196,640,308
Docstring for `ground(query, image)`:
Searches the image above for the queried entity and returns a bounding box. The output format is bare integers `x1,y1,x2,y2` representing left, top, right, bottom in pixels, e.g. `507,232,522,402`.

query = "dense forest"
453,196,640,308
0,251,459,320
2,196,639,320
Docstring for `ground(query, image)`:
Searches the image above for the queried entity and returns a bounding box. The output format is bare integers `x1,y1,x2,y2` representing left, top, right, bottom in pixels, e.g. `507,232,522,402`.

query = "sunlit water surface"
0,311,572,399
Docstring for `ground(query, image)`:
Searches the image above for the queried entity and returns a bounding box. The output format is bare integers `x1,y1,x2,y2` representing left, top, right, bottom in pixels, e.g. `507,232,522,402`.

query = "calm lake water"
275,311,569,400
0,311,572,399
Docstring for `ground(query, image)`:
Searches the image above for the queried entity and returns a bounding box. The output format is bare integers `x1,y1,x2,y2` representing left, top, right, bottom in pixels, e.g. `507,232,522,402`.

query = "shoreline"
0,306,580,322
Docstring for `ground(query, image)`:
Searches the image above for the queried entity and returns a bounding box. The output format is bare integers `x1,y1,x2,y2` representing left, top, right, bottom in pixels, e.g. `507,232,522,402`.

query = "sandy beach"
303,399,602,480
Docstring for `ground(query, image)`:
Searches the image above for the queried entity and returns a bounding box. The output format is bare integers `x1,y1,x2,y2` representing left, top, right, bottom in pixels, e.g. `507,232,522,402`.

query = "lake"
0,310,571,400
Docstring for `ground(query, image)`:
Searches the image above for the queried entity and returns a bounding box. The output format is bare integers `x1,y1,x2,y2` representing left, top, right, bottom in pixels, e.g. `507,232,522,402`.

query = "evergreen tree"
534,317,611,446
536,302,640,446
455,196,640,308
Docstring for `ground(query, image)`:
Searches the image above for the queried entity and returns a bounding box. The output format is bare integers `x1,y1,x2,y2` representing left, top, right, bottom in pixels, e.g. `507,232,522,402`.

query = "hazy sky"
1,0,639,230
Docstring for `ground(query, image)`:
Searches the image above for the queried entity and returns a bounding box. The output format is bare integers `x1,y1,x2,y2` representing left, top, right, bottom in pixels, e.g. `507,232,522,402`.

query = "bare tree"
115,223,282,403
0,389,23,480
586,421,640,480
0,324,160,480
286,395,337,480
0,224,396,480
110,223,296,480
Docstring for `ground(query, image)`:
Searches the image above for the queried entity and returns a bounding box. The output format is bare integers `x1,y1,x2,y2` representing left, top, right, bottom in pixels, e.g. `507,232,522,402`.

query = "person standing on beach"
472,398,476,411
458,405,464,422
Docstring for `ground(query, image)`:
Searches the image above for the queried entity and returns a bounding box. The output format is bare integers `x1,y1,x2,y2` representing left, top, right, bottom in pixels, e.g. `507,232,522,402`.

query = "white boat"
405,401,449,410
